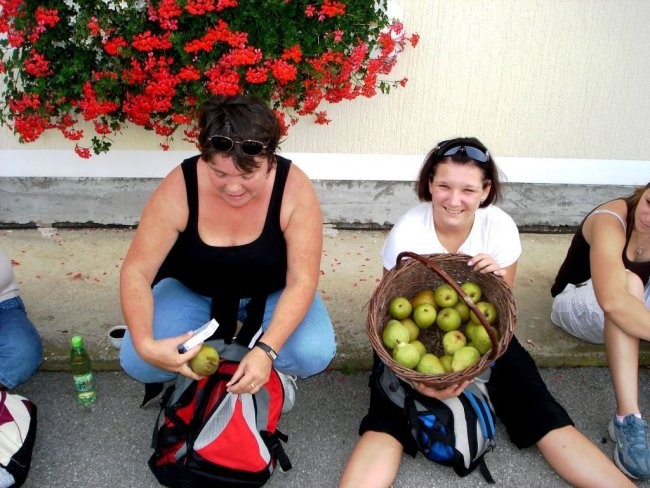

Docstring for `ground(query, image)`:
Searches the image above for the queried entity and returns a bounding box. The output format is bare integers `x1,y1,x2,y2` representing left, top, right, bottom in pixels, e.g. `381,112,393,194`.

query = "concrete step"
2,227,648,372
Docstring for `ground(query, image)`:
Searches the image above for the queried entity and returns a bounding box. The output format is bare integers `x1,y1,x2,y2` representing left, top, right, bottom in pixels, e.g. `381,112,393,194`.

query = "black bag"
376,361,496,483
0,391,37,488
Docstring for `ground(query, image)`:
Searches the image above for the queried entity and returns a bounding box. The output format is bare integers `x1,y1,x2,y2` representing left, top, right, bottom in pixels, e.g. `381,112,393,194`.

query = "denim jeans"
0,297,43,389
120,278,336,383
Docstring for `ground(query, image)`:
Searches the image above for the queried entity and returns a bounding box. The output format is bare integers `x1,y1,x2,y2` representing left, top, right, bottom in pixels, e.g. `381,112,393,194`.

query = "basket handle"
395,251,499,360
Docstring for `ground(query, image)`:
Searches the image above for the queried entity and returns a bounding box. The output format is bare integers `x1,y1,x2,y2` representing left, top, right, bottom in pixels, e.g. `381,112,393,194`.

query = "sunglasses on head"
209,135,268,156
438,145,490,163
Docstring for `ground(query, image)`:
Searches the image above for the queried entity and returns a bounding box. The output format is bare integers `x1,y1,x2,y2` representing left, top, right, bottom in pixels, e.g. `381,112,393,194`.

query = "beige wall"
2,0,650,160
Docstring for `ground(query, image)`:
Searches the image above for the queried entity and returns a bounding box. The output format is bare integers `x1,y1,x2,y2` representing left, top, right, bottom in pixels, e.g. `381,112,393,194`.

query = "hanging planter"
0,0,418,157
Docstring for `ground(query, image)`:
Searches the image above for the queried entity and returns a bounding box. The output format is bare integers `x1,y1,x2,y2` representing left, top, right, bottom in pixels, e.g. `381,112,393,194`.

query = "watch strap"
255,341,278,362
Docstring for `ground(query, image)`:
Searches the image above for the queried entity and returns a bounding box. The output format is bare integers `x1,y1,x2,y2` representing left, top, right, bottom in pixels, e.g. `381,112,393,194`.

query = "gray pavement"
12,367,650,487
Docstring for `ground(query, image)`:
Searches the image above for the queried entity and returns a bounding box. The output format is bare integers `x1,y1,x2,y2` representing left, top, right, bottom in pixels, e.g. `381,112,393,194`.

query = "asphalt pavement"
12,366,650,488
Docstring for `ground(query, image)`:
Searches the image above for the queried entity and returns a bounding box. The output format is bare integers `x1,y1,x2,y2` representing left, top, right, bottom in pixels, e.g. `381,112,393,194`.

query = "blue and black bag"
377,362,497,483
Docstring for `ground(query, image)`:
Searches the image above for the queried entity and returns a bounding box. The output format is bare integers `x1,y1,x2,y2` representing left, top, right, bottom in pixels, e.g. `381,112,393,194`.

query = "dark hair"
197,95,281,173
416,137,502,207
624,181,650,240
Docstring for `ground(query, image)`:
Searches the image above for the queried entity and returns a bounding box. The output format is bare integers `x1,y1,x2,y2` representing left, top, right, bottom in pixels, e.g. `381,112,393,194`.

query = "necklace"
634,232,650,255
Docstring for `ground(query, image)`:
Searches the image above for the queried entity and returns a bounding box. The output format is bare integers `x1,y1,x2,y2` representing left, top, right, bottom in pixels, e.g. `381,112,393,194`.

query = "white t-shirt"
0,249,19,302
381,202,522,271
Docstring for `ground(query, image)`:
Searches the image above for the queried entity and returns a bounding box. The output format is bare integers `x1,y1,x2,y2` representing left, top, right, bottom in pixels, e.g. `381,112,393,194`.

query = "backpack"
0,391,37,488
148,342,291,488
376,362,496,483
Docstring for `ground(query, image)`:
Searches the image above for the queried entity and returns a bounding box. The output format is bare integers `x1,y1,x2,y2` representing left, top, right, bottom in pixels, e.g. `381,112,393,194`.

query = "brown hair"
625,181,650,239
197,95,281,173
416,137,502,207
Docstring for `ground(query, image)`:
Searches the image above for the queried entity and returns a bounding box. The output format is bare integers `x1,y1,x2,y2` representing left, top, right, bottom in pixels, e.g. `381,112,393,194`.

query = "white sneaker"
277,371,297,413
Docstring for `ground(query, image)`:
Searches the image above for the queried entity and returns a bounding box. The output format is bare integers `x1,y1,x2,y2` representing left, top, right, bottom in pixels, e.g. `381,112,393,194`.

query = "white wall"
2,0,649,183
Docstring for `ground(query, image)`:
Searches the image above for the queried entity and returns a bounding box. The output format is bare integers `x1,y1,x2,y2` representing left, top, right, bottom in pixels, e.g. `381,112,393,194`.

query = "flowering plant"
0,0,418,158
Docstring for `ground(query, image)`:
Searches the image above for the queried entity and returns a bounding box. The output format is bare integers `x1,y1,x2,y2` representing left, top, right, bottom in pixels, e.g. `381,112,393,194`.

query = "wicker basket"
366,251,517,388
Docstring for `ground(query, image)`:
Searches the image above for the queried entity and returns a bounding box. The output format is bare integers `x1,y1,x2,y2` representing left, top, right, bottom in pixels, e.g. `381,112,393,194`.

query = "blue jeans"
120,278,336,383
0,297,43,389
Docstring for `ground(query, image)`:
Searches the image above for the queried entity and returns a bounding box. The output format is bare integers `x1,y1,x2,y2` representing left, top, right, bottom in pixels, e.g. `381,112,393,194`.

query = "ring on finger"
250,383,256,389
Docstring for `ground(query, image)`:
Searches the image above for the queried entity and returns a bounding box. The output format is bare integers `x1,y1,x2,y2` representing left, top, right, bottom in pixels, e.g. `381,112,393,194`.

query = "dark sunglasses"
439,145,490,163
209,135,268,156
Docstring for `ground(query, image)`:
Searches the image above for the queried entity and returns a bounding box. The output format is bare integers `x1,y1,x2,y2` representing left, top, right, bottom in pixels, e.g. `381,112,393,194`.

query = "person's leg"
258,290,335,378
488,337,634,486
120,278,211,383
603,271,650,479
0,298,43,389
537,426,634,488
338,431,403,488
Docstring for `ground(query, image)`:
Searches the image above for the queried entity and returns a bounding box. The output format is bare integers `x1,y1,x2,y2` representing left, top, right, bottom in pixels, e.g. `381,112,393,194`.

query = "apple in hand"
416,353,446,375
413,303,437,329
434,283,459,308
382,319,411,349
460,281,482,303
442,330,467,355
469,301,498,325
436,307,462,332
388,296,413,320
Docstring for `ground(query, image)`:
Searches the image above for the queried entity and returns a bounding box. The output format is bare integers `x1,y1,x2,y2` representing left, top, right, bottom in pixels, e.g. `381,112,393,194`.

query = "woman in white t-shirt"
339,137,632,487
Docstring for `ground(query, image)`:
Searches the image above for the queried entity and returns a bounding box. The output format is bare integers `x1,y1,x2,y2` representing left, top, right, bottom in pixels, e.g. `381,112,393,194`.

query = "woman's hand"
412,379,471,400
226,347,273,395
467,253,505,277
138,331,204,381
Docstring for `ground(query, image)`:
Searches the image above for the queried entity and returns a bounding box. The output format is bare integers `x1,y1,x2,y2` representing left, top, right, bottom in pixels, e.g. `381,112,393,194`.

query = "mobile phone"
177,319,219,354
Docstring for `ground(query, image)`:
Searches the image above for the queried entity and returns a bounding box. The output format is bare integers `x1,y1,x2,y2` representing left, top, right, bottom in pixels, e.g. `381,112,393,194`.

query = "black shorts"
358,336,574,453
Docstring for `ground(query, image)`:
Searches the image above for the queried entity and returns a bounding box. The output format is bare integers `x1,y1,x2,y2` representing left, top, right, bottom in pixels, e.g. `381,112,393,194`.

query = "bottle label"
73,372,95,392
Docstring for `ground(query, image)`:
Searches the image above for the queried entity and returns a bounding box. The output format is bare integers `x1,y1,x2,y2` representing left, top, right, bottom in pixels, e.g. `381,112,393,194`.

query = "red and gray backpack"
148,343,291,488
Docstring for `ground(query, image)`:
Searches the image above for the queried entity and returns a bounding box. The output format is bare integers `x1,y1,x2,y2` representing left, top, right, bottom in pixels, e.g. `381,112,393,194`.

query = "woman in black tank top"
118,95,335,397
551,182,650,480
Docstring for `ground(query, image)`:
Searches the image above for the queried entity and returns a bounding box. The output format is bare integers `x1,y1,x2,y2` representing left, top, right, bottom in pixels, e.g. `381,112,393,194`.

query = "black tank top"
155,155,290,344
551,200,650,297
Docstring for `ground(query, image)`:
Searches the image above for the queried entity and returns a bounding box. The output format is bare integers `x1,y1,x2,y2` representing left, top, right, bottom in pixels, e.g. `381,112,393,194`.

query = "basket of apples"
366,251,517,388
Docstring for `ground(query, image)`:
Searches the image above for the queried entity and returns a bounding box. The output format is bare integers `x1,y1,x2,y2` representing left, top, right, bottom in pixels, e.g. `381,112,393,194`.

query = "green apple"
401,318,420,341
454,301,470,323
392,341,421,369
413,303,437,329
436,307,462,332
460,281,482,304
472,325,493,355
416,353,446,375
189,343,220,376
439,354,453,372
442,330,466,355
388,296,412,320
469,301,498,325
410,339,427,357
382,319,411,349
464,322,480,342
410,288,436,310
451,346,481,372
433,283,459,308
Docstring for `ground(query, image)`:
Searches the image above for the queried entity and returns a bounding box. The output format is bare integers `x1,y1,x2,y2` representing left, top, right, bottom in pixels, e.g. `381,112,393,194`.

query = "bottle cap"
71,335,83,348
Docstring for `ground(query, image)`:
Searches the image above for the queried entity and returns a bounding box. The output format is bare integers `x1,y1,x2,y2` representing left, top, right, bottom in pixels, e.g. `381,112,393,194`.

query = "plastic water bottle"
70,335,97,406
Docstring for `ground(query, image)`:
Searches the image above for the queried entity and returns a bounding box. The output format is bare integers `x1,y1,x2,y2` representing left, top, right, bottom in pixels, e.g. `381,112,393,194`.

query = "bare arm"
120,166,202,380
584,201,650,339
